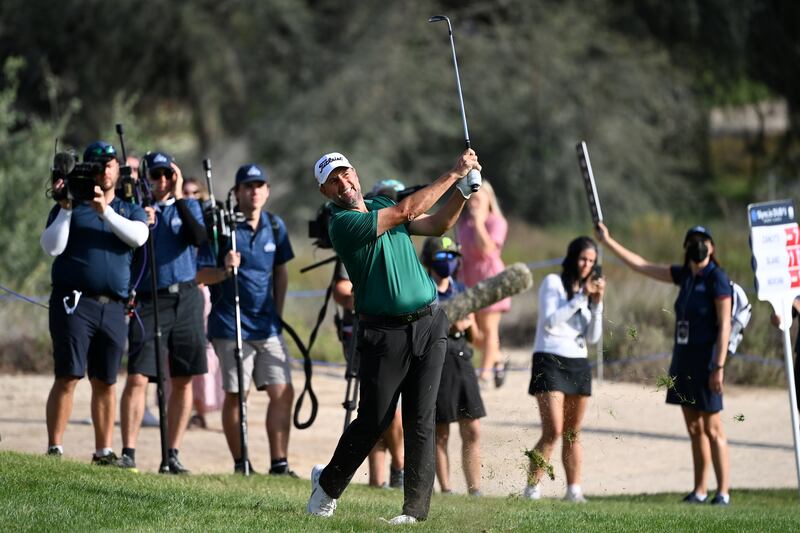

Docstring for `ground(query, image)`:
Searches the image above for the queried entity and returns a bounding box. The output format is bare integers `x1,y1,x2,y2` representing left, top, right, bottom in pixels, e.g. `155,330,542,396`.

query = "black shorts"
128,284,207,379
49,289,126,384
529,352,592,396
436,337,486,424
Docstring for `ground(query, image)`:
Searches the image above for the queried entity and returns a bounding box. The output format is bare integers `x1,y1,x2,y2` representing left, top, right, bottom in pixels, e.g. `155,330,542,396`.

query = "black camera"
51,151,102,203
591,264,602,280
308,202,333,249
201,199,246,266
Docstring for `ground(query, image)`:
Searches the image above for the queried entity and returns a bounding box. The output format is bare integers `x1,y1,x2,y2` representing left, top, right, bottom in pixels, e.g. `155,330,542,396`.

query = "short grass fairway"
1,452,799,532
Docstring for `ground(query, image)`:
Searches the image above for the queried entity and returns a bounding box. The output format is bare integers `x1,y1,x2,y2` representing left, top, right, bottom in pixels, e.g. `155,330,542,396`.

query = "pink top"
456,212,511,312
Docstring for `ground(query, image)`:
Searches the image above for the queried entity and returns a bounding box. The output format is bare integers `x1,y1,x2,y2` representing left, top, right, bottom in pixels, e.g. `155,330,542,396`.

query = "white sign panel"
748,199,800,306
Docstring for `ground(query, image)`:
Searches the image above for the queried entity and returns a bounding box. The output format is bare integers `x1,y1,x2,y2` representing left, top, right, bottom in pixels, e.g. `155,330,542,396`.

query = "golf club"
429,14,481,192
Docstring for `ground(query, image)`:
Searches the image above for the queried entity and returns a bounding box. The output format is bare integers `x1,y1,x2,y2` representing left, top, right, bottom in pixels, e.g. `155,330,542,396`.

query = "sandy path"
1,348,798,498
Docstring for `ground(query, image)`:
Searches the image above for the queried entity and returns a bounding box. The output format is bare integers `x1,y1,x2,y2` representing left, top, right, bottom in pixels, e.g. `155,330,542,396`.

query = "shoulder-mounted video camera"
50,151,102,203
308,202,333,249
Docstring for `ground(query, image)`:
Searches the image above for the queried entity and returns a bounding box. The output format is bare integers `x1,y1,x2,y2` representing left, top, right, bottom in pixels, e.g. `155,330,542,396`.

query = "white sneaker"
382,514,417,525
522,485,541,500
306,464,337,517
564,490,588,503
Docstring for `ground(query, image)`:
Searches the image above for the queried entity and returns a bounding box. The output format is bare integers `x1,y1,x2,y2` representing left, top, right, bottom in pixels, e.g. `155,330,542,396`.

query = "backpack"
727,281,752,355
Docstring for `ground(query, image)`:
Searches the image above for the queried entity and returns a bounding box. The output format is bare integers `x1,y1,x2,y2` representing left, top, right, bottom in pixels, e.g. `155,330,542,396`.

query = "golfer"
597,223,732,506
306,149,481,524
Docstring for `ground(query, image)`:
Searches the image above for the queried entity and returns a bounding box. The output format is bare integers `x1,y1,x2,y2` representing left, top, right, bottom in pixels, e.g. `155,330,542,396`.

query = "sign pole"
779,298,800,496
748,199,800,496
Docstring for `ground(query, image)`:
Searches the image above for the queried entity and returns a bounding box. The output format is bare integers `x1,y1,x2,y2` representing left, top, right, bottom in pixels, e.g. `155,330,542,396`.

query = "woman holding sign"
596,223,732,506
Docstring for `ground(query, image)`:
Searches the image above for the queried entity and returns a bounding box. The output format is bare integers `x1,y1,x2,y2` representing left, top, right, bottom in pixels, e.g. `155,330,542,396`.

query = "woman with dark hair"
524,236,604,503
596,222,732,505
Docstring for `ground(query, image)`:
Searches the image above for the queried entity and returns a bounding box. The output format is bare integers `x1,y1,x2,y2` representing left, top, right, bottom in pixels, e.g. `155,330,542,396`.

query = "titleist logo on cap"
318,155,344,172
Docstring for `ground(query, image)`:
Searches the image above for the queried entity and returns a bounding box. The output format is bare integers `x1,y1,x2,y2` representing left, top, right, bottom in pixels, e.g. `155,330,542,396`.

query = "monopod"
117,125,170,472
225,188,250,476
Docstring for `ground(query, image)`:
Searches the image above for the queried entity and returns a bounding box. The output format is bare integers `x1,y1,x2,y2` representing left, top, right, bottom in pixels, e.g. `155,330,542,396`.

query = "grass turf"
1,451,798,532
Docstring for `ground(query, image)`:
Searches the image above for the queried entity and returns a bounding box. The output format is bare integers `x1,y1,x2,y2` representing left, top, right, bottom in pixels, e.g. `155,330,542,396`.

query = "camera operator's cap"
315,152,352,186
144,151,175,172
370,179,405,196
83,141,117,163
235,164,268,185
684,225,714,246
421,236,461,264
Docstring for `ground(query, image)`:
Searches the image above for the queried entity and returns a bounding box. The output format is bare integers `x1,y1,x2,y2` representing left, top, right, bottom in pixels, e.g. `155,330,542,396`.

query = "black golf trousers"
319,307,447,520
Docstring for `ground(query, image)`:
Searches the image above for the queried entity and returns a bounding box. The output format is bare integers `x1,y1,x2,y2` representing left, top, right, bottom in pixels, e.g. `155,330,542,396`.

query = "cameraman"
120,151,208,474
196,164,295,475
40,141,148,465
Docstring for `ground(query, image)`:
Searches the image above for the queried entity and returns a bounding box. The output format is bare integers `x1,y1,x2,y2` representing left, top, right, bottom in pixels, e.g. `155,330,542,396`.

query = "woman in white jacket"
524,236,605,503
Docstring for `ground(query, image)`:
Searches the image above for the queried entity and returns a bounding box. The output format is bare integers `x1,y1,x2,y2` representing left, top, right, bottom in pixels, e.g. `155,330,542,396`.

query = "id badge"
676,320,690,345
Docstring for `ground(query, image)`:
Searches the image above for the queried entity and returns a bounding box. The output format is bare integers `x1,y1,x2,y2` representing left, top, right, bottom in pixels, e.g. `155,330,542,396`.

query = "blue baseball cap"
83,141,117,163
235,164,268,186
144,151,175,172
684,225,713,246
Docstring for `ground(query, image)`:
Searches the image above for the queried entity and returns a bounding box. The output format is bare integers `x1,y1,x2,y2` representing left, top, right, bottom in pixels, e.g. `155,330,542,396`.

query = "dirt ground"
1,348,798,498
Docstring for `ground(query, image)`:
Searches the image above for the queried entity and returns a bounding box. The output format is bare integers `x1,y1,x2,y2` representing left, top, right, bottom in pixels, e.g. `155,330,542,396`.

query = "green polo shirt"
328,196,436,315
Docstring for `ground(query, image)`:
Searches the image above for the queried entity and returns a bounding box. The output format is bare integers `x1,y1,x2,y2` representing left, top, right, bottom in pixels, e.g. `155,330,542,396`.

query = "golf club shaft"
447,30,470,148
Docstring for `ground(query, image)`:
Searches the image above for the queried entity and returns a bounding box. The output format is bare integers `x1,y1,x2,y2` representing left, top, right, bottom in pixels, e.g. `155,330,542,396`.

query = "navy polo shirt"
138,198,204,292
199,211,294,340
47,198,147,299
670,262,732,346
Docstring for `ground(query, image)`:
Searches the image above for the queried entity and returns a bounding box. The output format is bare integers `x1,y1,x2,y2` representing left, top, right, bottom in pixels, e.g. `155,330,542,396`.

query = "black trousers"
320,307,447,520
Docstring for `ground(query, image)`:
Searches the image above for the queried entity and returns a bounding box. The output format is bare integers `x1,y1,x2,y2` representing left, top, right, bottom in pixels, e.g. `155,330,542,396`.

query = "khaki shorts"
212,335,292,392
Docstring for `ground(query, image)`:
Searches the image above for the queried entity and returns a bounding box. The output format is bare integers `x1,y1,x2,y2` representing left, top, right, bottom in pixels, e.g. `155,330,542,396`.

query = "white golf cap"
314,152,352,186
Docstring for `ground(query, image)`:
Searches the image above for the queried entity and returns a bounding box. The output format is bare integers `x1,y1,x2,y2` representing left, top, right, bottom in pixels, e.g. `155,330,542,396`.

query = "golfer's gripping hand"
453,149,482,199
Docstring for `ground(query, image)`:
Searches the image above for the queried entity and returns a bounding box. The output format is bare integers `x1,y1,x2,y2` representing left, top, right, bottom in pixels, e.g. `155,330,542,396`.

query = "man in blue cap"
197,163,295,475
118,151,208,474
40,141,149,465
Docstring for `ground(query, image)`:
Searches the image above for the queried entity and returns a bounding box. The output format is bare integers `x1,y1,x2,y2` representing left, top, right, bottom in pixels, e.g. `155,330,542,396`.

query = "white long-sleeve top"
40,204,148,256
532,273,603,358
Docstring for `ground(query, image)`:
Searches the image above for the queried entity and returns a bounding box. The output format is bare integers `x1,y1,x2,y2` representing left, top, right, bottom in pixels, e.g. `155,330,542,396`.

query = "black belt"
139,280,197,298
359,303,436,326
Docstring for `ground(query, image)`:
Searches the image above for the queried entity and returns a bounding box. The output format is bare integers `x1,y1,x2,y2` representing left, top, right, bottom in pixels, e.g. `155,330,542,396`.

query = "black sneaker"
269,467,298,478
92,452,119,466
46,446,63,457
710,493,730,506
118,454,139,472
167,454,190,475
389,467,404,489
234,460,258,475
681,492,707,504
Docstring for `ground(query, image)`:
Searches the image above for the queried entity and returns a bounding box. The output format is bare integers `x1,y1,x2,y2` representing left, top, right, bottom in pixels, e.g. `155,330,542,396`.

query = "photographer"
306,149,481,524
119,151,208,474
196,164,296,476
40,141,148,465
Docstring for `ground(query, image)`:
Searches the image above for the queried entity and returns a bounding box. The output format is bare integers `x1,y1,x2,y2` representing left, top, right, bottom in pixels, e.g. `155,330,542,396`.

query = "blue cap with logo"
684,225,713,246
235,163,268,185
83,141,117,163
144,151,175,171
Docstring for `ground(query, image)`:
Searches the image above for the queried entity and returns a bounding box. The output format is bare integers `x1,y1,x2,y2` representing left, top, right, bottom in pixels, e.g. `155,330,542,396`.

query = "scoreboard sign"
748,199,800,306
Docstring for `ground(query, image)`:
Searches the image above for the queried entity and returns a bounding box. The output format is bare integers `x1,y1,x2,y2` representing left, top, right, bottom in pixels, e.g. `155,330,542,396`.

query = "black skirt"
436,336,486,424
529,352,592,396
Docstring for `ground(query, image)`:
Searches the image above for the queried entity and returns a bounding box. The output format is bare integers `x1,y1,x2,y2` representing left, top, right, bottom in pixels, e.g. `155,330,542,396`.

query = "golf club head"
428,15,452,32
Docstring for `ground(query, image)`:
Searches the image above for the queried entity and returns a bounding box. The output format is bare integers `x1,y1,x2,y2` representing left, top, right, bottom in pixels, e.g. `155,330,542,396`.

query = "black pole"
203,158,221,259
137,153,170,473
226,189,250,475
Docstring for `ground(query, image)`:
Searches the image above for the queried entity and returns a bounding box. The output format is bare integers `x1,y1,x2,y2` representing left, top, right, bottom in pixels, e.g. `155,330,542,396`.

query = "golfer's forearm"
398,171,460,220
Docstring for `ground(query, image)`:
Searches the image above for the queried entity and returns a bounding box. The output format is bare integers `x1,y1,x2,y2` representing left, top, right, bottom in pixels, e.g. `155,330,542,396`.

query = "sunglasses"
149,168,174,180
433,251,458,261
88,145,116,157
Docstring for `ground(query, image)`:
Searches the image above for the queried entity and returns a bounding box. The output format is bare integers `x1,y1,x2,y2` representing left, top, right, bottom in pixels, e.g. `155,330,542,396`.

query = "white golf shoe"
522,484,542,500
306,464,337,517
